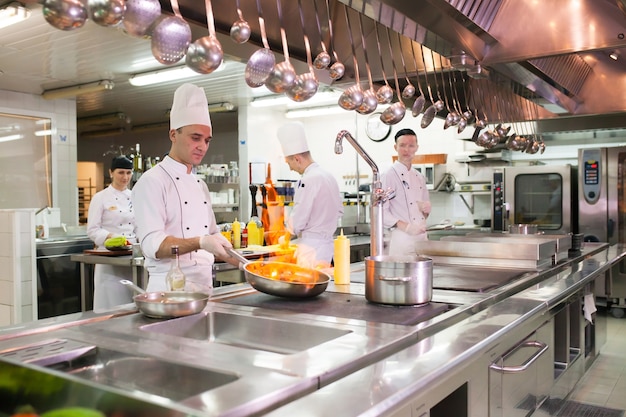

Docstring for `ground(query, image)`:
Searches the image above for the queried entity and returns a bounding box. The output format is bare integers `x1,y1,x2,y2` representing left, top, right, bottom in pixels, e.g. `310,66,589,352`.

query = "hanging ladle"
338,4,364,111
420,43,439,128
185,0,224,74
230,0,251,44
409,28,426,116
396,30,415,99
244,0,275,87
380,26,406,125
286,0,319,102
312,0,331,69
265,0,297,93
324,0,345,80
373,21,393,104
355,11,377,114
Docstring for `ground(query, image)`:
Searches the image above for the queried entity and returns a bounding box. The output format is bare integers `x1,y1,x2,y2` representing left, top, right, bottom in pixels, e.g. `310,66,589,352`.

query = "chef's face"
284,155,302,174
170,124,212,170
110,168,132,190
394,134,418,165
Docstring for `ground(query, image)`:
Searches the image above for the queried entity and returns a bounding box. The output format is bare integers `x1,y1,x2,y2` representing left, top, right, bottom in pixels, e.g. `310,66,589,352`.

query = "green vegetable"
40,408,104,417
104,236,127,248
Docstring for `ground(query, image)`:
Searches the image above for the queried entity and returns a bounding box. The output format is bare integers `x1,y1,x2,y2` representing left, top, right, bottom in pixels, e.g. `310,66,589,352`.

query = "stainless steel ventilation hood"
179,0,626,133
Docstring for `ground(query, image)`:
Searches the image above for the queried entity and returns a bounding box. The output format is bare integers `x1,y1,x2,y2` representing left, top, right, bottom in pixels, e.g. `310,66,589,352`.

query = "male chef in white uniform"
277,121,343,268
132,83,236,293
381,128,431,256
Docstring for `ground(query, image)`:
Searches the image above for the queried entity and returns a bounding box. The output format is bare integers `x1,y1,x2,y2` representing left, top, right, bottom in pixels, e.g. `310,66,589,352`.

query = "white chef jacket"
288,162,343,267
87,185,136,311
381,161,430,256
132,156,220,293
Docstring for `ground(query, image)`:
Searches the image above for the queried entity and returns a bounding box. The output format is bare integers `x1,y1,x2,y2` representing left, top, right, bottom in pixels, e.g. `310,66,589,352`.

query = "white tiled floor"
568,308,626,410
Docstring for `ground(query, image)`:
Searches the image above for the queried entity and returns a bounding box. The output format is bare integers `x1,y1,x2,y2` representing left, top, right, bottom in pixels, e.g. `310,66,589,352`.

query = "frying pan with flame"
228,248,329,298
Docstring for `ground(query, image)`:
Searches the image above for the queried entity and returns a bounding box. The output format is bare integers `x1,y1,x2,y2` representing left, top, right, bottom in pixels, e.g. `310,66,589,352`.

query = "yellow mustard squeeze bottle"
247,218,258,246
232,218,241,249
333,229,350,285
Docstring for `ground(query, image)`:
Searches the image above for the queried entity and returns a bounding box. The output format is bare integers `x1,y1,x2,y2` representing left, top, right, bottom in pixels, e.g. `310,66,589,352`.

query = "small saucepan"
228,248,329,298
120,280,209,318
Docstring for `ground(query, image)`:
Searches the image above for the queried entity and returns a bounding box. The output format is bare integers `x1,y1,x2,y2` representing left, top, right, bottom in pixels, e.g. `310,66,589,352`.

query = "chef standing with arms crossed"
132,83,236,293
87,155,136,310
277,121,343,268
381,128,431,256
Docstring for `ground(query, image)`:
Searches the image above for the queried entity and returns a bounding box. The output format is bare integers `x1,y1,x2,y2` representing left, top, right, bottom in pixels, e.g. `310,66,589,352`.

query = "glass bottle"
166,245,186,291
133,143,143,173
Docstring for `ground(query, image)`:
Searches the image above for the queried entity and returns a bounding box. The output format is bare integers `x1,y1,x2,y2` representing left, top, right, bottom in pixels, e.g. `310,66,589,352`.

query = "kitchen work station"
4,0,626,416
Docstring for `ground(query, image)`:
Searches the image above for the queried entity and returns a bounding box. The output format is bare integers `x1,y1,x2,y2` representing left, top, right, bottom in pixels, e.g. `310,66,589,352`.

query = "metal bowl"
508,224,539,234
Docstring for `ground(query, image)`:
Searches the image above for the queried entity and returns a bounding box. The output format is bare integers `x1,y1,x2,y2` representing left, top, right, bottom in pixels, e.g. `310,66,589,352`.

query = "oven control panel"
581,148,601,204
492,171,505,231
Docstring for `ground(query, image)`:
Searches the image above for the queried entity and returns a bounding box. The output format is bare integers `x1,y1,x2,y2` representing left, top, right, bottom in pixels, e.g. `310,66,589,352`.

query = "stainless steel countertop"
0,243,616,416
265,243,624,417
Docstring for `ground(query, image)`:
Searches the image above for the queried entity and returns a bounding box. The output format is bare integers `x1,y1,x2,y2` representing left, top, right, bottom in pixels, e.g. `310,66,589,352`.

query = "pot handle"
377,275,413,282
120,279,146,294
227,248,251,265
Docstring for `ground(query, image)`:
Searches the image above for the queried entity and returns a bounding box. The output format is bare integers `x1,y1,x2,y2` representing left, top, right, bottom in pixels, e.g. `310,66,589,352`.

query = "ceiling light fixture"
128,63,225,87
251,90,342,108
77,112,130,127
208,102,236,112
610,50,619,61
285,106,346,119
42,80,114,100
0,134,24,143
0,3,31,30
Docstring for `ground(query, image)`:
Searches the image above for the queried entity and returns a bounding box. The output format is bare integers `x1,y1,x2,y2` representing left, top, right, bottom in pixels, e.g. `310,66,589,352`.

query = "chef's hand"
199,234,232,258
418,201,432,215
402,220,427,236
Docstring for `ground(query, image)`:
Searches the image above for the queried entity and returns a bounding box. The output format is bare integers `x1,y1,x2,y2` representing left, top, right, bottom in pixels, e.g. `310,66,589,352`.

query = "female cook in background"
381,129,431,256
87,156,136,311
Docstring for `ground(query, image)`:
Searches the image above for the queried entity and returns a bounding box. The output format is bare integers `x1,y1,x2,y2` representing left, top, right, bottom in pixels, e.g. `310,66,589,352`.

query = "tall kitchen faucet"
335,130,395,256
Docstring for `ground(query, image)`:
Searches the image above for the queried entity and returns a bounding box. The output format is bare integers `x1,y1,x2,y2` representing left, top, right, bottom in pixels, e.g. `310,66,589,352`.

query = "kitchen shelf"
77,178,95,224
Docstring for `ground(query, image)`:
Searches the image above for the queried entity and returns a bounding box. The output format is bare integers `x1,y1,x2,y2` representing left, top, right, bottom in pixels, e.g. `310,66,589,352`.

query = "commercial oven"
579,147,626,317
492,165,578,235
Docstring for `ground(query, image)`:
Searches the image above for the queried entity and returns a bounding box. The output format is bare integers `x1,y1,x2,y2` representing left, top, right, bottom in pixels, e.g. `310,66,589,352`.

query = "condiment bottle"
241,226,248,248
247,218,258,246
232,218,241,249
333,229,350,285
166,245,186,291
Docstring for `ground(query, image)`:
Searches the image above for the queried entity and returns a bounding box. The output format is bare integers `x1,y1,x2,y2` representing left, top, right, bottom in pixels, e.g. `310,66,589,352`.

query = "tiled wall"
0,210,36,326
0,90,79,225
0,90,77,324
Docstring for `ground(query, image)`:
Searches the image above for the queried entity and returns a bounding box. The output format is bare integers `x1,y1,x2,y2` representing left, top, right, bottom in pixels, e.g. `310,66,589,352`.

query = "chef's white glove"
418,201,432,215
402,220,427,236
200,234,232,258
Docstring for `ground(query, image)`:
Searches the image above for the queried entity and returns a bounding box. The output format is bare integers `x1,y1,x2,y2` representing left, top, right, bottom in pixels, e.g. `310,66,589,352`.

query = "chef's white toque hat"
170,83,211,130
277,121,310,156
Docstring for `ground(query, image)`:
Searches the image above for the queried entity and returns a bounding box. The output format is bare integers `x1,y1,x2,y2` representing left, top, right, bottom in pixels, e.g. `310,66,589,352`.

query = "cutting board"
84,248,132,256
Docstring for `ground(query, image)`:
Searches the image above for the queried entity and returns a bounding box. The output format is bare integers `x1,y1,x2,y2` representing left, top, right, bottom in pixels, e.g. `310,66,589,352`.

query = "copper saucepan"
227,248,329,298
120,280,209,318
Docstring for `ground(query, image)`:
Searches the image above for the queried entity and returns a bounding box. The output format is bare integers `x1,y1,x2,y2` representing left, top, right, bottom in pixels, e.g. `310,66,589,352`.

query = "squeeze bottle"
333,229,350,285
247,219,258,246
232,218,241,249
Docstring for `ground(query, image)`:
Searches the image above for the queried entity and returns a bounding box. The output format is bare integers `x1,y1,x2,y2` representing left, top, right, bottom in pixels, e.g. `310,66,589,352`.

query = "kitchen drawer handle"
489,341,548,373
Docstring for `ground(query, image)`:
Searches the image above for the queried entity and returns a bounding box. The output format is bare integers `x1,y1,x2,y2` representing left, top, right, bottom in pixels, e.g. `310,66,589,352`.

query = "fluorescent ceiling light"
35,129,54,136
285,106,347,119
251,90,342,109
0,3,31,30
42,80,114,100
208,102,236,112
0,134,23,143
128,63,225,86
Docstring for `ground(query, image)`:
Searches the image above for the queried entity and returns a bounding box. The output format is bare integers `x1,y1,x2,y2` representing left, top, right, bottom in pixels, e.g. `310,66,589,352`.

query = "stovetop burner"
220,292,448,326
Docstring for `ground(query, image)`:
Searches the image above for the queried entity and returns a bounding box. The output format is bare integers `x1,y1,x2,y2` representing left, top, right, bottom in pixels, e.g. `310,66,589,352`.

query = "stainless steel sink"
140,311,352,354
49,346,238,401
0,338,239,402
